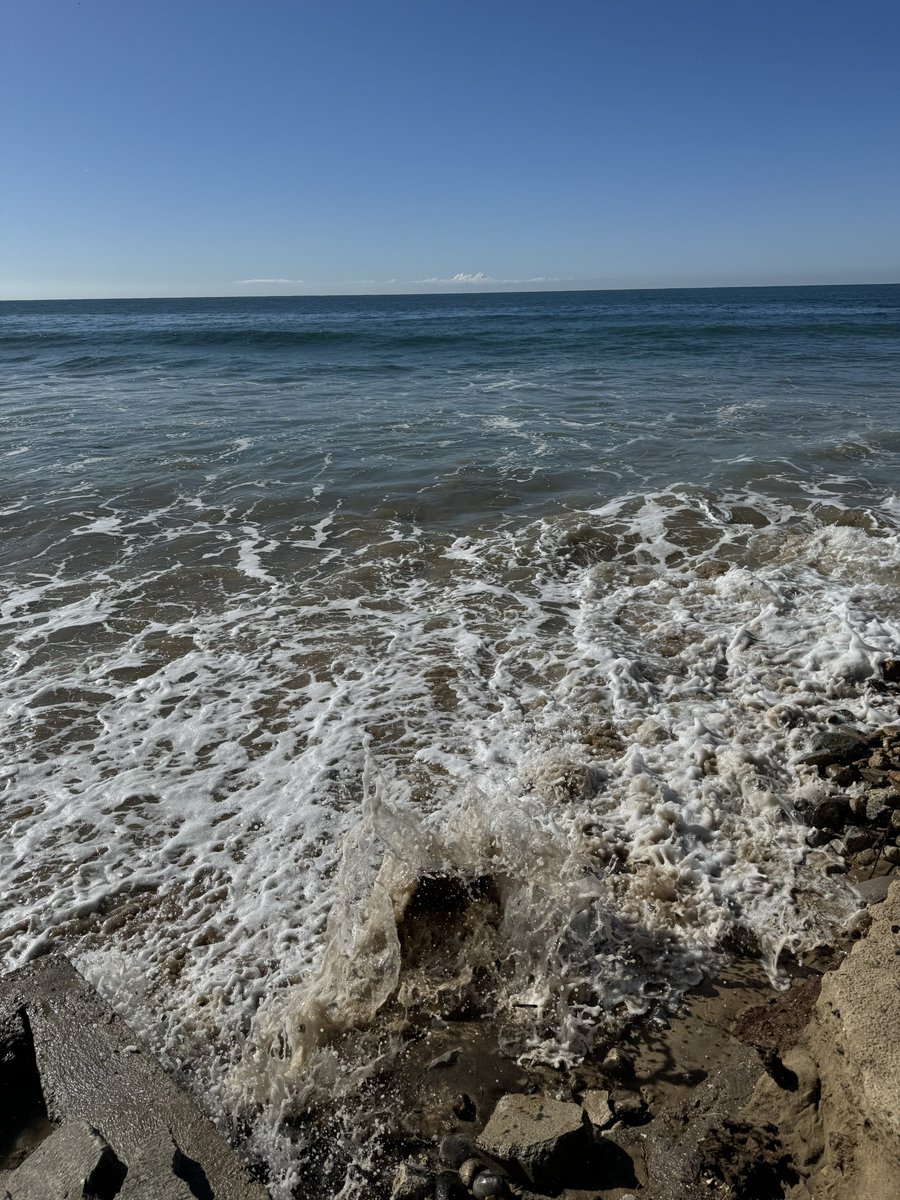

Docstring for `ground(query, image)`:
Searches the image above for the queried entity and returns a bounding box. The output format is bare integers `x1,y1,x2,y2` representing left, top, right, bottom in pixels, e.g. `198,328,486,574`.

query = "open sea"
2,284,900,1194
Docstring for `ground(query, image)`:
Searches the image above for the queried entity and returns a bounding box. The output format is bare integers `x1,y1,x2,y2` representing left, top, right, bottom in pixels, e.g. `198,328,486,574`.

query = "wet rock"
800,729,869,769
884,845,900,865
843,825,872,854
118,1131,203,1199
476,1094,587,1189
471,1169,505,1198
439,1133,477,1169
452,1092,477,1122
824,762,859,786
427,1047,462,1070
806,827,835,848
853,847,879,868
459,1158,484,1189
611,1089,649,1124
582,1087,614,1132
435,1169,468,1200
811,797,849,832
856,875,894,904
0,1120,126,1200
850,790,897,825
881,659,900,683
602,1046,634,1079
390,1162,434,1200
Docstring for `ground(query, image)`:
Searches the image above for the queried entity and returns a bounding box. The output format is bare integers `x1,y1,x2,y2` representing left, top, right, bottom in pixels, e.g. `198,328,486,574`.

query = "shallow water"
2,285,899,1194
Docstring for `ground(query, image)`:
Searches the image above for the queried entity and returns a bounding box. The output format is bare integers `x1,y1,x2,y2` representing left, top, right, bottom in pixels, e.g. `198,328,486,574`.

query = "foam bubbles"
1,486,899,1194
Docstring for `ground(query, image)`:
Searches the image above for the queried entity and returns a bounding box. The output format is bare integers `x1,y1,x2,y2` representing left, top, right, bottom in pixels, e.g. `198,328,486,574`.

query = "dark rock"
884,845,900,865
439,1134,477,1169
476,1094,587,1189
824,763,859,786
853,848,879,868
611,1089,649,1123
881,659,900,683
434,1169,468,1200
800,730,869,769
811,798,848,832
843,825,872,854
601,1046,634,1079
855,875,894,904
390,1163,434,1200
452,1093,477,1122
471,1170,505,1198
854,790,898,826
806,827,835,848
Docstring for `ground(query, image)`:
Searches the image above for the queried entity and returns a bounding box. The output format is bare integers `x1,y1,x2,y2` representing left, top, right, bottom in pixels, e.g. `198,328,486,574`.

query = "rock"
602,1046,634,1079
800,729,869,768
435,1169,468,1200
810,797,849,831
459,1157,484,1189
476,1093,587,1188
851,790,898,825
582,1087,614,1131
884,845,900,865
806,827,835,848
824,762,859,786
853,847,879,868
0,1120,126,1200
471,1170,505,1198
743,881,900,1200
118,1132,203,1199
439,1133,476,1168
452,1092,477,1122
855,875,894,904
427,1047,462,1070
843,825,872,854
390,1162,433,1200
611,1089,649,1123
881,659,900,683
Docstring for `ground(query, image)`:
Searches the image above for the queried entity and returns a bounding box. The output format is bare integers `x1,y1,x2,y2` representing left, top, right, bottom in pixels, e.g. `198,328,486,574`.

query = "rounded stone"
472,1170,504,1198
459,1158,483,1189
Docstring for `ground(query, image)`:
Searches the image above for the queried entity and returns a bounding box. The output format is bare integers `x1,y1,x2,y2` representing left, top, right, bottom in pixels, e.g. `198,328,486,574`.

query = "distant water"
2,286,900,1193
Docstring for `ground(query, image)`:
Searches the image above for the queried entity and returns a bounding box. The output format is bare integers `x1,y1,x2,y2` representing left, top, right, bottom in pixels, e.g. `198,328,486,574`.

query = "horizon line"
2,278,898,304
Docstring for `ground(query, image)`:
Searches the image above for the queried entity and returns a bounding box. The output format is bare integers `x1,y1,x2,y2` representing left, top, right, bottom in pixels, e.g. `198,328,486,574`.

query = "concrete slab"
0,955,268,1199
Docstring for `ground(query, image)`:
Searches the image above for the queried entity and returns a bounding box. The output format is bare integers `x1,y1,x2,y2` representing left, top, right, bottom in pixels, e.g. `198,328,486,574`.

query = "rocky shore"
386,715,900,1200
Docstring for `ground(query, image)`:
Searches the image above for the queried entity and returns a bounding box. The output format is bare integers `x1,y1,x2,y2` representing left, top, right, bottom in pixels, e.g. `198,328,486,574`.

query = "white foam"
1,486,898,1195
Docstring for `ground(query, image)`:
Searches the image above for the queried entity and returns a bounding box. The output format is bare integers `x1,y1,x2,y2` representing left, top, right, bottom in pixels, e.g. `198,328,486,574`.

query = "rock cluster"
798,724,900,866
391,1077,649,1198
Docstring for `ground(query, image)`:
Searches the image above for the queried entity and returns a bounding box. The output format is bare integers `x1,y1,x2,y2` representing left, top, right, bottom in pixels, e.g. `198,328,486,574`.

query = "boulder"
810,797,848,832
800,730,869,769
743,881,900,1199
476,1093,587,1188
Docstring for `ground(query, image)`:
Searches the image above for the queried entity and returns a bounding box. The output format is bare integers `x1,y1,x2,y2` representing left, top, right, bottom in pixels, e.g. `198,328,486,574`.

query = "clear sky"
2,0,898,299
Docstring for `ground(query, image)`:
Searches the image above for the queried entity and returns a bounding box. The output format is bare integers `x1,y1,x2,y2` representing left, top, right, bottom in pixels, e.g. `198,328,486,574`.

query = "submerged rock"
800,729,869,769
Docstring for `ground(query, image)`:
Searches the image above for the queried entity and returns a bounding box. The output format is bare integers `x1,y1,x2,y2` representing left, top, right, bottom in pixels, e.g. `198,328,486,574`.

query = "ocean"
2,284,899,1194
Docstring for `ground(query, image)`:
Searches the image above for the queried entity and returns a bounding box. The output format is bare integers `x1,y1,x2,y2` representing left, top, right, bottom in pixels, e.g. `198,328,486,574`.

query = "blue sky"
2,0,898,299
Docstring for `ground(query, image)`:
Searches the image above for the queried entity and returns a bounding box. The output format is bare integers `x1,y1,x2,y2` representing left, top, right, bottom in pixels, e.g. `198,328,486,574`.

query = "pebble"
459,1158,483,1189
602,1046,634,1078
472,1170,505,1198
